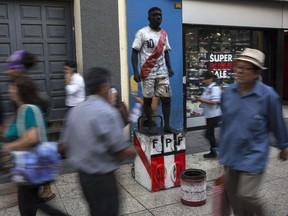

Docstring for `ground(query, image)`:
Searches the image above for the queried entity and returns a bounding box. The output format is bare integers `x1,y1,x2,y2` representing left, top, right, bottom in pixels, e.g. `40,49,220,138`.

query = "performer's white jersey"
132,26,171,78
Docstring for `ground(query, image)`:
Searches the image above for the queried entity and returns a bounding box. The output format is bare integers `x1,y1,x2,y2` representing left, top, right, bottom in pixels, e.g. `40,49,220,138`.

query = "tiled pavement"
0,147,288,216
0,106,288,216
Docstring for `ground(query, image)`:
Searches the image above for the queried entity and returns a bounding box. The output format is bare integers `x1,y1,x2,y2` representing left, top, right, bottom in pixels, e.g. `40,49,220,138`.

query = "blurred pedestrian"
4,50,56,202
219,48,288,216
62,67,136,216
1,77,67,216
195,72,222,158
5,50,34,77
64,61,85,109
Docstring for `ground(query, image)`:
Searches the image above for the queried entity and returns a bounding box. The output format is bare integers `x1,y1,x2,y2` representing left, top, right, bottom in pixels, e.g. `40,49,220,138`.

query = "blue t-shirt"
4,106,45,141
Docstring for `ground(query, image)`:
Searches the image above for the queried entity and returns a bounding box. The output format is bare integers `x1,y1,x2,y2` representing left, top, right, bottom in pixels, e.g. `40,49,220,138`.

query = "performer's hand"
168,69,174,77
279,147,288,161
134,72,141,83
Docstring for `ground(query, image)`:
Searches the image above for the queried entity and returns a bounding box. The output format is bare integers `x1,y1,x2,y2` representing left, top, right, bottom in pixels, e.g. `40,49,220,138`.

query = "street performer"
131,7,175,134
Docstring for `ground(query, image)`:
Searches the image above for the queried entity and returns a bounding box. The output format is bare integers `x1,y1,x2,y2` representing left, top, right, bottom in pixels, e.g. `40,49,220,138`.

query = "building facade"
0,0,122,138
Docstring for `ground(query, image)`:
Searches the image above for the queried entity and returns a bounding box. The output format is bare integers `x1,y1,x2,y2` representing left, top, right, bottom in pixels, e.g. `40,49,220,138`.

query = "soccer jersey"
132,26,171,78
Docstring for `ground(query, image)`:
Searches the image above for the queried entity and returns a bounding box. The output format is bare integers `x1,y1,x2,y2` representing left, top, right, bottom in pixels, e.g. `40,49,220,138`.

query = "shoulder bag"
11,104,60,185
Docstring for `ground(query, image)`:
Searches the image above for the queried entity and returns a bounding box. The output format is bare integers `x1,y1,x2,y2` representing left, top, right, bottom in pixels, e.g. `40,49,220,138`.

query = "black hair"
64,61,77,69
22,52,36,70
203,71,217,80
85,67,112,95
11,77,48,114
148,7,161,15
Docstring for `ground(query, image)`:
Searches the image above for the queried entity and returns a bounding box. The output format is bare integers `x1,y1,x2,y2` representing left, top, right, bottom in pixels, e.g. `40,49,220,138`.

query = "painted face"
233,60,259,84
148,10,162,28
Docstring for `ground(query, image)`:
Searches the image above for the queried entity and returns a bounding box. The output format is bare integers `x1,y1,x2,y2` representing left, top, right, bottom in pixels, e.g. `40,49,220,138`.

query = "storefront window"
184,25,263,129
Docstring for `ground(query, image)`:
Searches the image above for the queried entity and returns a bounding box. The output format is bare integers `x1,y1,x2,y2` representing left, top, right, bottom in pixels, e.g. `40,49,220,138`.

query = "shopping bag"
11,142,60,185
11,104,60,185
212,175,231,216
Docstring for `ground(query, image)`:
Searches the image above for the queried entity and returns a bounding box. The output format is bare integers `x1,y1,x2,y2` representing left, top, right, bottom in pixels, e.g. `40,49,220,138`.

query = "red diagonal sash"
140,29,167,80
134,132,152,177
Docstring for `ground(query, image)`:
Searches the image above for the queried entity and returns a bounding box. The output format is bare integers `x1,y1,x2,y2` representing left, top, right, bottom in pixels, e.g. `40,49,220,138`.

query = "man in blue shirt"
219,48,288,216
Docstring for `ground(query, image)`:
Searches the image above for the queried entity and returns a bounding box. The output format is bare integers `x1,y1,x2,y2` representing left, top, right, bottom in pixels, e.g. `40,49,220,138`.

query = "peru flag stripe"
151,156,165,191
140,29,166,79
174,152,186,187
134,132,152,178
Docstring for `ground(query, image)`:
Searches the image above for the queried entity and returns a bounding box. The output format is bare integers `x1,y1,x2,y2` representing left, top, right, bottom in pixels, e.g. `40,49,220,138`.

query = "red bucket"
180,169,206,206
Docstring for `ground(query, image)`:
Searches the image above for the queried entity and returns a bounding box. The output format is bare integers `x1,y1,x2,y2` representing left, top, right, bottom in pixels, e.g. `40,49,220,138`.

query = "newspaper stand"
133,116,186,192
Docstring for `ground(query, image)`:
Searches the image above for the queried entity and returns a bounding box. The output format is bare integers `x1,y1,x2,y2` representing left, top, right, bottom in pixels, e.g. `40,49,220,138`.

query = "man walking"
62,67,136,216
219,48,288,215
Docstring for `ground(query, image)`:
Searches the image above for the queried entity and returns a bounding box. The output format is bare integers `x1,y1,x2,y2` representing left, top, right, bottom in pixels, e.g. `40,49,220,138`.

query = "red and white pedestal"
133,131,186,192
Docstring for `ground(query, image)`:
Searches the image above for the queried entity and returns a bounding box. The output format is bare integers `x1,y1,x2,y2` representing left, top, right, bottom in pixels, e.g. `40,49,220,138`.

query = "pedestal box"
134,131,186,192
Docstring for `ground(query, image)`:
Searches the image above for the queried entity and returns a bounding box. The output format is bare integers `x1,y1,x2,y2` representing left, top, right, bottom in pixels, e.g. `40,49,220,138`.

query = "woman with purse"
1,77,67,216
4,50,56,202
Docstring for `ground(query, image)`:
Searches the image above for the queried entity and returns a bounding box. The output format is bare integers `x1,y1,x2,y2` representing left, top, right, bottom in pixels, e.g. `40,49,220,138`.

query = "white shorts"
141,77,172,98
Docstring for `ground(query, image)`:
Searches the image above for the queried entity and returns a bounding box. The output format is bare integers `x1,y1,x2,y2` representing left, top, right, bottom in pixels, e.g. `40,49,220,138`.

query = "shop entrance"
183,25,264,130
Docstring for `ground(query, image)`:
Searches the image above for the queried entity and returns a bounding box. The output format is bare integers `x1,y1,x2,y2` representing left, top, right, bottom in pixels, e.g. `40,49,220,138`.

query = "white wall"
284,3,288,28
183,0,287,29
74,0,83,74
118,0,130,135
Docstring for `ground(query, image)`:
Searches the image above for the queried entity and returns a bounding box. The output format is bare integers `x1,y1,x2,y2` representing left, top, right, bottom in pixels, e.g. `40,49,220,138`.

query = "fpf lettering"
166,138,172,148
152,139,159,149
177,136,183,147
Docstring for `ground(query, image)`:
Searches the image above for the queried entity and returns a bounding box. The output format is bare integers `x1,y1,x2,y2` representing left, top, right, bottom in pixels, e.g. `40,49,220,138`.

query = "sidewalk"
0,106,288,215
1,147,287,216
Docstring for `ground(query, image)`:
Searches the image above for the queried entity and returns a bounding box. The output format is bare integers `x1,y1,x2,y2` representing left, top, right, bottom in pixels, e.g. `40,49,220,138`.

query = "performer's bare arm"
131,49,141,82
165,51,174,77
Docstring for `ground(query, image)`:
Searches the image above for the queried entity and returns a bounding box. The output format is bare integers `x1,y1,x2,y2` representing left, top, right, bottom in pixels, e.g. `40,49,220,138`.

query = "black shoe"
203,152,217,159
148,126,158,134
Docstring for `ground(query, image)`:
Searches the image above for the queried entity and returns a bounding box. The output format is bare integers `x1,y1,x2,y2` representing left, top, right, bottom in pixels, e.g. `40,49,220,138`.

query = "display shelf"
184,28,253,120
188,78,200,81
